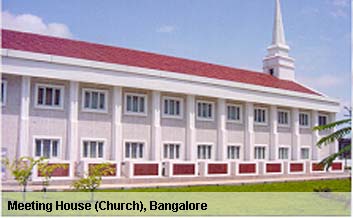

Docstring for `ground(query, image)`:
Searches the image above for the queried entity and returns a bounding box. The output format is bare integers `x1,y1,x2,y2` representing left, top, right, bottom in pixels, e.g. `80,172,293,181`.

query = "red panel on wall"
238,163,256,174
207,163,228,174
312,163,325,171
88,163,117,176
290,163,304,172
331,162,343,171
266,163,282,173
134,163,159,176
173,164,195,175
38,163,70,177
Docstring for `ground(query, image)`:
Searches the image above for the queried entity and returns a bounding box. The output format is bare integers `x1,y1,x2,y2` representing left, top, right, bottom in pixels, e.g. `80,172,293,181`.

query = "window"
299,113,310,127
1,80,7,106
254,108,267,124
125,93,147,115
163,143,181,159
278,147,289,160
197,144,212,159
227,104,242,122
125,142,144,159
227,146,240,159
301,147,310,160
163,97,183,118
197,101,214,120
82,88,107,112
35,138,60,158
278,110,290,126
35,84,64,109
82,140,104,159
254,146,266,160
269,68,274,76
318,115,328,126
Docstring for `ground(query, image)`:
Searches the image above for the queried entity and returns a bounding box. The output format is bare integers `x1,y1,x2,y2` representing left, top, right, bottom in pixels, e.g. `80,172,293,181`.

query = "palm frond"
316,127,351,147
312,118,351,131
319,145,351,170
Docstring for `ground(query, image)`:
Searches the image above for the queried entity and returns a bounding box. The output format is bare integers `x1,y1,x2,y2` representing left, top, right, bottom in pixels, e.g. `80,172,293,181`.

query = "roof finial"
272,0,286,46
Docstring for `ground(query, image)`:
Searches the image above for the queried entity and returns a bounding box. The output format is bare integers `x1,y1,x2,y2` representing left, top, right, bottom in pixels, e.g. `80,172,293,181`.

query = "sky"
2,0,351,119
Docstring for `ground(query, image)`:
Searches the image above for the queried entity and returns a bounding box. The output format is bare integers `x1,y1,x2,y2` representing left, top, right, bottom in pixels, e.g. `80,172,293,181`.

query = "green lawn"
102,178,351,192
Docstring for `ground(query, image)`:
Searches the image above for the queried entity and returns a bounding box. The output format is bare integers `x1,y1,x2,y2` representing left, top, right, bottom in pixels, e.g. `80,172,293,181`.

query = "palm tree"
313,106,351,170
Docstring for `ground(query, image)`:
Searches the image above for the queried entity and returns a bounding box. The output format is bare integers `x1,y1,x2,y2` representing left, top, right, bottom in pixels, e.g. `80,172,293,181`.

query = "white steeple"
263,0,295,81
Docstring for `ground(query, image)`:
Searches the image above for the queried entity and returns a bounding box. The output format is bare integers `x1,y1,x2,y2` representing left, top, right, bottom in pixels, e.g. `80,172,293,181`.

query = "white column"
68,81,79,161
217,98,227,160
112,86,123,161
329,113,338,154
311,110,320,160
19,76,30,157
151,91,161,161
269,105,278,160
244,102,254,161
291,108,300,160
186,95,196,161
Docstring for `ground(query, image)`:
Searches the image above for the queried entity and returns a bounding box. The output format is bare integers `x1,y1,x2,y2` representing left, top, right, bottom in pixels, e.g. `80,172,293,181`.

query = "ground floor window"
227,145,240,159
125,142,144,159
35,138,59,158
82,140,104,158
163,143,180,159
278,147,289,160
254,146,266,160
301,147,310,160
197,144,212,159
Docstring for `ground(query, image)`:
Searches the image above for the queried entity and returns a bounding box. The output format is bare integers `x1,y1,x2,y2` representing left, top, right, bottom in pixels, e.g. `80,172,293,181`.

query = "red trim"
331,162,343,171
266,163,281,173
290,163,304,172
37,163,70,177
2,29,320,96
207,163,228,174
88,163,117,176
238,163,256,174
173,164,195,175
134,163,159,176
312,163,325,171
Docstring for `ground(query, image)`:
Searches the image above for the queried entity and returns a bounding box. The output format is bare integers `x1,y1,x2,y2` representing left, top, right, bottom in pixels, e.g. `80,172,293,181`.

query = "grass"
100,178,351,192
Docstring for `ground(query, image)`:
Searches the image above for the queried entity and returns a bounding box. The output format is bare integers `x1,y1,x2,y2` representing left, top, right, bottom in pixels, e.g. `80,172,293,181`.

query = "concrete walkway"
2,172,350,191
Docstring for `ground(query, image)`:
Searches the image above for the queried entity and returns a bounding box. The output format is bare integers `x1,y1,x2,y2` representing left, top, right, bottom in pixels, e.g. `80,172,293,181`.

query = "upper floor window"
35,84,64,109
125,142,144,159
82,140,104,159
278,110,290,126
299,112,310,127
35,138,60,158
318,115,328,126
227,104,242,122
197,144,212,160
1,80,7,106
254,107,267,125
163,97,183,118
300,147,310,160
163,143,181,159
254,146,266,160
125,93,147,115
227,145,240,160
197,100,214,121
278,147,289,160
82,88,108,112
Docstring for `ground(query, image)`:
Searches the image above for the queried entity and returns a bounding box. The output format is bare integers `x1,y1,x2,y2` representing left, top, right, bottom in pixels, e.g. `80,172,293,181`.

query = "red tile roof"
2,29,319,95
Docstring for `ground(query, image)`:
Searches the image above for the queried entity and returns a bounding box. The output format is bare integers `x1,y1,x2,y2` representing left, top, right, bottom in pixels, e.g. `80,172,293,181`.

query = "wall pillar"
186,95,196,161
112,86,123,161
311,110,320,160
291,108,300,160
151,91,161,161
19,76,30,157
217,98,227,160
269,105,278,160
68,81,79,161
244,102,254,161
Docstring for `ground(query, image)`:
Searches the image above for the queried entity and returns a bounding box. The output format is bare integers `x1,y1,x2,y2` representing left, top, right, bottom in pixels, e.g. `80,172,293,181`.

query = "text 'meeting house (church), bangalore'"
1,0,344,184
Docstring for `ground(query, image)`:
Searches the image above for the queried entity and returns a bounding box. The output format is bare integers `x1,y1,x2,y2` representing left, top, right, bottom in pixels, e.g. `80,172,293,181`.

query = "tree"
2,156,45,201
313,107,351,170
71,163,115,202
37,162,68,198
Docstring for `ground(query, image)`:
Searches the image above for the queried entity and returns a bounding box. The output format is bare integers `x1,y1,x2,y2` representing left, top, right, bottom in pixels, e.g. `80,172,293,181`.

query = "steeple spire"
263,0,295,81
